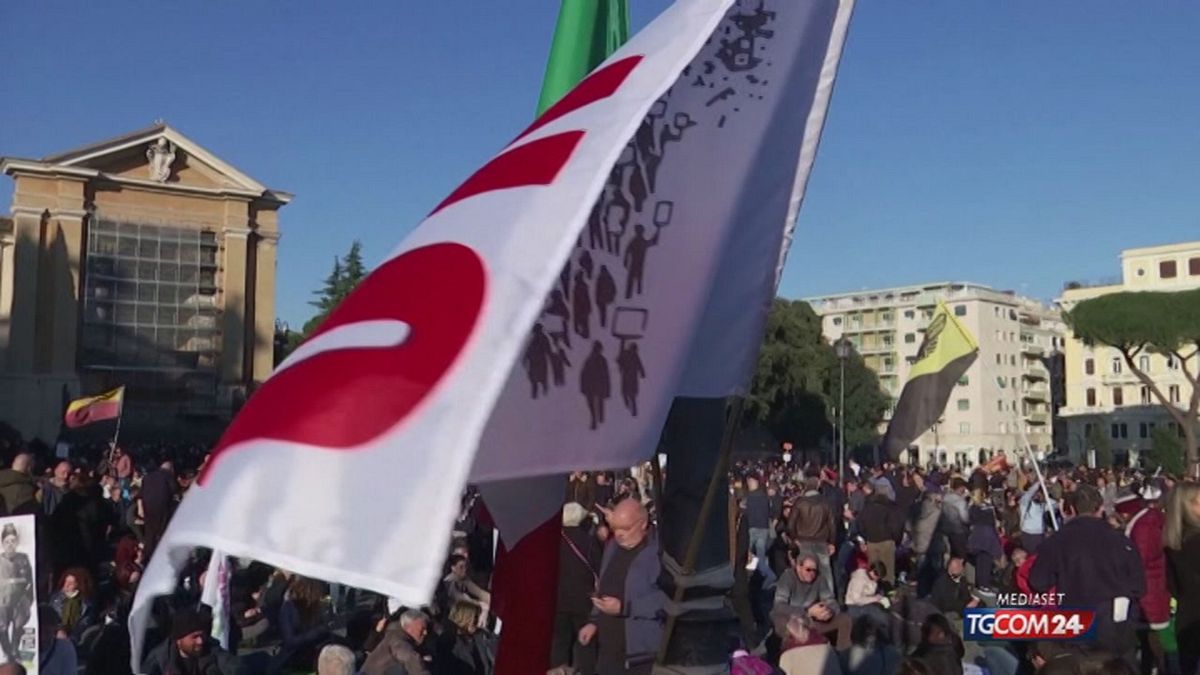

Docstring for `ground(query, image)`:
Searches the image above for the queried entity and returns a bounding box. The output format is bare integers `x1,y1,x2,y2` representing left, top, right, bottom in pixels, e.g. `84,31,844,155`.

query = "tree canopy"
747,299,889,452
1067,288,1200,474
1067,289,1200,357
302,241,370,337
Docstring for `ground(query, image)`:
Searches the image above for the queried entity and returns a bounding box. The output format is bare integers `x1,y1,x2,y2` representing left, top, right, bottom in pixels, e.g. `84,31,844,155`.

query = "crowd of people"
0,427,1198,675
552,456,1200,675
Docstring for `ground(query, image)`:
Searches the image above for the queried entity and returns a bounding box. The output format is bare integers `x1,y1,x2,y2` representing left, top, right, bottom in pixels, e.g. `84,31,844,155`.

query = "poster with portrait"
0,516,37,674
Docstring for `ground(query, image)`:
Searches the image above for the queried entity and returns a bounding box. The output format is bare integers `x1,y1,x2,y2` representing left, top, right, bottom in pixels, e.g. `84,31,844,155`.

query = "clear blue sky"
2,2,1197,327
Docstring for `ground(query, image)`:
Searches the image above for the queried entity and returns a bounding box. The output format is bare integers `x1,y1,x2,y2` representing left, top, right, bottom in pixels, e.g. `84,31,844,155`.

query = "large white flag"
132,0,853,664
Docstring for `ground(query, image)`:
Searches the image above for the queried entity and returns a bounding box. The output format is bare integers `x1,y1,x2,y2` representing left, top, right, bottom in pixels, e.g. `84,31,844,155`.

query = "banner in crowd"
63,386,124,429
882,301,980,459
0,516,38,675
132,0,854,663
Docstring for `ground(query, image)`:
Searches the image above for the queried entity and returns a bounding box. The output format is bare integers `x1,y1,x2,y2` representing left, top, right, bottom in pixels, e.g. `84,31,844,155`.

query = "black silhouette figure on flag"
572,268,592,339
550,347,571,387
604,192,631,255
595,265,617,327
546,291,571,348
524,323,551,398
617,342,645,416
623,224,660,299
580,341,611,431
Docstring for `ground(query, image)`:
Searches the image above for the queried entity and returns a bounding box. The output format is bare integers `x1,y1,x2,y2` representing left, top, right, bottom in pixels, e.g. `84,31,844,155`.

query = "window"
1170,385,1181,404
1139,355,1151,372
1111,423,1128,439
1011,377,1018,389
1140,422,1149,439
1009,309,1017,320
850,314,862,326
1191,257,1200,276
996,354,1003,365
882,356,894,371
1140,386,1151,405
1010,355,1017,366
1086,388,1097,406
1113,388,1124,406
1167,355,1180,371
1000,422,1008,434
832,317,842,326
905,333,916,344
997,400,1004,412
881,311,893,323
1085,358,1095,375
954,305,967,317
904,310,915,319
994,307,1001,317
958,375,969,386
959,423,971,434
883,334,894,347
1084,423,1094,437
1111,358,1122,374
1161,260,1178,279
957,399,970,411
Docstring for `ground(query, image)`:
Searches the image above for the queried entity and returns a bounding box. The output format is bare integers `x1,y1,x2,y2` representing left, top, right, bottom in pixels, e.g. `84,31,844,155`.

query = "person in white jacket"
844,562,891,634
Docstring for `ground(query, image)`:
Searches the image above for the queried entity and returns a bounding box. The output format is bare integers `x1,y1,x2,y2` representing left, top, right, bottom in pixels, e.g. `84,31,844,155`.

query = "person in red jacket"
1125,485,1171,673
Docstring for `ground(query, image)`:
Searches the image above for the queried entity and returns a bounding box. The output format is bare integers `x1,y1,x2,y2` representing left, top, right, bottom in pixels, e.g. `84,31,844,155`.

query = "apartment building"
807,282,1066,468
1057,241,1200,463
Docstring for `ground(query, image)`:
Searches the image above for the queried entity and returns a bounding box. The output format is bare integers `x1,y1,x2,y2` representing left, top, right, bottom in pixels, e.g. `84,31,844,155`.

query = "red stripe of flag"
64,400,121,429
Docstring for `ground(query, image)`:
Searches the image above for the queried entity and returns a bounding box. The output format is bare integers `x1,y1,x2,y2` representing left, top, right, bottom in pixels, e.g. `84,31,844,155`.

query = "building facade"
1057,241,1200,464
0,124,290,442
807,282,1066,469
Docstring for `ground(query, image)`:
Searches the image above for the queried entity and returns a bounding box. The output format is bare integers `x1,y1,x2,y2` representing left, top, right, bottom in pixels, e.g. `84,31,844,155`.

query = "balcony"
1022,384,1049,400
1026,411,1049,425
859,344,895,355
1022,368,1048,382
1021,343,1043,357
1101,372,1139,386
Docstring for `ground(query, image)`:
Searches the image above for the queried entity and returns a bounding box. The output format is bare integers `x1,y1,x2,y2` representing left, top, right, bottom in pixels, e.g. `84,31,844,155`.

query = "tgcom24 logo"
962,608,1098,641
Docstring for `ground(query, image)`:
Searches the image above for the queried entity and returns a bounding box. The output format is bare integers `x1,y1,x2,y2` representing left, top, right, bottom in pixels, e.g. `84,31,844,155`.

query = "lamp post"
835,337,853,481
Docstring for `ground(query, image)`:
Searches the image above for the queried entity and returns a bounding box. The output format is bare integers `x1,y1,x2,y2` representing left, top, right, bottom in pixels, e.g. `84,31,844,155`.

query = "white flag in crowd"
131,0,853,665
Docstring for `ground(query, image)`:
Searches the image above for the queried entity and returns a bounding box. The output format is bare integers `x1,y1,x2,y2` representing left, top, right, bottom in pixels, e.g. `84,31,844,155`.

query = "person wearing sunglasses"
771,551,851,650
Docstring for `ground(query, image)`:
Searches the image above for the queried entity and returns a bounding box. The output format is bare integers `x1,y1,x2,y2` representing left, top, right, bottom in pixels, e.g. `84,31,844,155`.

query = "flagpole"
108,388,126,475
1000,378,1058,531
656,396,743,665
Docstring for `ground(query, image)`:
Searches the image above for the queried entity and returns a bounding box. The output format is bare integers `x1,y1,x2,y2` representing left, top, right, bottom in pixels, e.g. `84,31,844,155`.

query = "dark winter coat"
362,628,431,675
1028,515,1145,609
558,525,601,615
0,469,37,514
141,638,238,675
1167,531,1200,653
858,494,904,545
967,503,1002,559
788,492,836,545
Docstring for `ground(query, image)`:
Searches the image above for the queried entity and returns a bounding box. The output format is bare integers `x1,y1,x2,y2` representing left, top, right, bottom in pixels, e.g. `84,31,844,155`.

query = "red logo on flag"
200,243,487,485
431,56,643,216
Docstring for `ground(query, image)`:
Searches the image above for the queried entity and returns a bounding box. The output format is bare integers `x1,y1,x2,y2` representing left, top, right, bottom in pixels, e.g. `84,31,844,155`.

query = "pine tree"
301,242,371,338
304,256,345,337
342,241,367,294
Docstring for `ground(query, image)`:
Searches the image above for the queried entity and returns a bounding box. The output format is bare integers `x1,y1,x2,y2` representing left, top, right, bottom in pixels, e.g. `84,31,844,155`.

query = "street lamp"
835,337,853,481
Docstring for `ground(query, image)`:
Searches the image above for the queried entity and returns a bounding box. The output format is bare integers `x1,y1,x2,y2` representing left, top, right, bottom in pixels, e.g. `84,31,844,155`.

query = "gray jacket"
912,494,942,556
771,567,840,635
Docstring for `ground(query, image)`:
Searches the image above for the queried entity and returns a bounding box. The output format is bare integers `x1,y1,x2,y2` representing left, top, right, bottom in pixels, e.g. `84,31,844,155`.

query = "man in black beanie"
142,607,238,675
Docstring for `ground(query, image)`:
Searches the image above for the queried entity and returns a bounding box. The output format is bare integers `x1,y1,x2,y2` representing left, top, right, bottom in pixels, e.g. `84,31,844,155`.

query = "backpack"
731,650,783,675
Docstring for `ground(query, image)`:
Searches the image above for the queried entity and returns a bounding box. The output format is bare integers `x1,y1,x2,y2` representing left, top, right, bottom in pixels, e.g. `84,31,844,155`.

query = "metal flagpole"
999,377,1058,531
108,387,126,476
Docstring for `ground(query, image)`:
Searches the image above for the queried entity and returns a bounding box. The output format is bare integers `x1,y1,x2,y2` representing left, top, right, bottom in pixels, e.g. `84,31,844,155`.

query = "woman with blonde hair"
437,601,496,675
1164,482,1200,675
